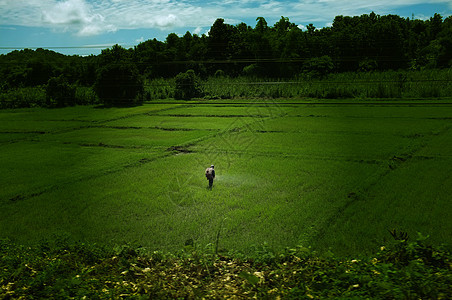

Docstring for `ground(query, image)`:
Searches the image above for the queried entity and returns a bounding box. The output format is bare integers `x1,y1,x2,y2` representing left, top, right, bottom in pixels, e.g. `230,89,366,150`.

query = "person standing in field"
205,165,215,189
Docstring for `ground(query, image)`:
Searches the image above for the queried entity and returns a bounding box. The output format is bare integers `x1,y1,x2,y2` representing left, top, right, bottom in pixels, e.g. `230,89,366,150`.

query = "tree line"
0,13,451,106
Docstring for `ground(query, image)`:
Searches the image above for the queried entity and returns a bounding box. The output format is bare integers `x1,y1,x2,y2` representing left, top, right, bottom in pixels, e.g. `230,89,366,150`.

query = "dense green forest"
0,12,451,107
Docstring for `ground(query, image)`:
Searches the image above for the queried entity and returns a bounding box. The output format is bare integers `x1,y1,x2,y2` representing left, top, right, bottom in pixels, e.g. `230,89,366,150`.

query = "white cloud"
261,0,283,10
41,0,90,25
413,14,431,20
193,26,203,35
0,0,188,36
154,14,180,28
77,23,116,36
0,0,450,37
41,0,120,36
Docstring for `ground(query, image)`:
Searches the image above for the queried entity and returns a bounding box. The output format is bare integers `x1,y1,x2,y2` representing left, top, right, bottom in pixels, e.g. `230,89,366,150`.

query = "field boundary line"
93,104,193,124
179,148,387,164
152,113,269,118
0,105,193,145
310,123,452,245
3,152,175,203
164,98,288,206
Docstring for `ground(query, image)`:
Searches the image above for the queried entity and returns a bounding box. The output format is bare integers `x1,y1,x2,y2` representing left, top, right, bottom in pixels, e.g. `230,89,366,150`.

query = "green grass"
39,127,214,149
103,114,258,131
0,141,163,201
318,157,452,254
0,101,451,257
153,104,291,117
199,69,452,100
0,104,180,132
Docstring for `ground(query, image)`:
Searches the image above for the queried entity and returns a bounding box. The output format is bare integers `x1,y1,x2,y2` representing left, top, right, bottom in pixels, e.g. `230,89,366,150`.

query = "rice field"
0,99,451,256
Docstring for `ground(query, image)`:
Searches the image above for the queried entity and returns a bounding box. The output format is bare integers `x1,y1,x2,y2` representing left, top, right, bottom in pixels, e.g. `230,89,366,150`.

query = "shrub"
143,78,174,100
303,55,334,78
214,69,226,78
359,58,378,72
0,87,46,109
94,63,143,106
174,70,203,100
46,76,76,107
75,86,98,105
243,64,265,77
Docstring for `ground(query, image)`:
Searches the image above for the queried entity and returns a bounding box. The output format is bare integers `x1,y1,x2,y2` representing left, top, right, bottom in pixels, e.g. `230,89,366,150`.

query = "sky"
1,0,451,56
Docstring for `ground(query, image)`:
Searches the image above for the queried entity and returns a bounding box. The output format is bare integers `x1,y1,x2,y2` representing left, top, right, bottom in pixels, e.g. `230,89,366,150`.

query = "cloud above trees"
40,0,116,35
0,0,451,36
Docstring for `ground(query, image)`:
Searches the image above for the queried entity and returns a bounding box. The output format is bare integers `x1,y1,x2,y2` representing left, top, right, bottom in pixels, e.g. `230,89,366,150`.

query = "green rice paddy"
1,100,451,256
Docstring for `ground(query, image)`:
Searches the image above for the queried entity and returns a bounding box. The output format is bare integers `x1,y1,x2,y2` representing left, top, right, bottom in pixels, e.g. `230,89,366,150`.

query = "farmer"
205,165,215,189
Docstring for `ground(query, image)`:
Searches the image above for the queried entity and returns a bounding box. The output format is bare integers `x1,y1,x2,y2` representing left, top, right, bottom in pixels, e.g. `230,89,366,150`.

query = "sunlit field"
1,100,451,256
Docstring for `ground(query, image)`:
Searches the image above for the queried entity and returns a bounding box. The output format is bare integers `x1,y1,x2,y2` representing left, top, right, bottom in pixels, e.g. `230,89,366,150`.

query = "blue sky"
1,0,451,56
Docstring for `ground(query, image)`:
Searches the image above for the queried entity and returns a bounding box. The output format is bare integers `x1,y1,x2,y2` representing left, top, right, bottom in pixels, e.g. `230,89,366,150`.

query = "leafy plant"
94,63,144,106
174,70,203,100
303,55,334,78
46,75,76,107
1,236,450,299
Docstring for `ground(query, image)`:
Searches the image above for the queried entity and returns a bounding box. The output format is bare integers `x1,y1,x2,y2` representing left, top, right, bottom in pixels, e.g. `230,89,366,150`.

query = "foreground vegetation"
1,233,451,299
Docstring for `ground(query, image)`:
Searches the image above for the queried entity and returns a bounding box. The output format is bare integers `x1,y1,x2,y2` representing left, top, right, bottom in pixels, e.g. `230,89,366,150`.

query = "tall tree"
94,63,143,106
208,18,235,60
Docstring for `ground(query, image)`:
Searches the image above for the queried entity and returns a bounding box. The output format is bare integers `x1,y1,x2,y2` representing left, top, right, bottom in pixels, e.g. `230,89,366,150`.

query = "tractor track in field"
4,152,175,203
76,124,219,132
2,105,265,202
311,123,452,244
1,105,205,202
2,133,227,203
4,102,450,204
3,105,285,203
155,114,269,118
1,103,276,145
3,101,450,146
0,105,193,145
13,100,446,202
184,149,391,164
0,130,48,134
